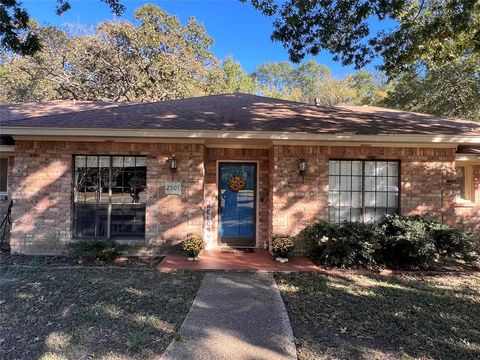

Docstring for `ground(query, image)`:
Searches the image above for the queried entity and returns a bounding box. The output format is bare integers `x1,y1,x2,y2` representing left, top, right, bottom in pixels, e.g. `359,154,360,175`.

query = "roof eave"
1,126,479,145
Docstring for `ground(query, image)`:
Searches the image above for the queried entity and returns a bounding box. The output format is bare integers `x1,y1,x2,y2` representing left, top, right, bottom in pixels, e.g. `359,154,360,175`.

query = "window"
73,155,147,240
328,160,400,222
455,165,474,202
0,157,8,194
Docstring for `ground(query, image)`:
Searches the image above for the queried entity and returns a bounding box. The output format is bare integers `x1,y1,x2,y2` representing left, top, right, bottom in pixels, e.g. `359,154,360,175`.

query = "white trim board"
0,145,15,153
3,126,480,145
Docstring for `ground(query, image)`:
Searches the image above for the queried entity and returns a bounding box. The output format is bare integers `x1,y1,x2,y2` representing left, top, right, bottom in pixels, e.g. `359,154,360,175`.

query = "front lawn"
0,265,203,360
275,272,480,360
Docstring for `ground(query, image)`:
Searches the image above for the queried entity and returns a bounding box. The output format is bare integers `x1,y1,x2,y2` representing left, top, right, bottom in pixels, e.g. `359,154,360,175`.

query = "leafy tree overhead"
0,0,124,54
246,0,480,76
383,53,480,121
0,4,217,102
208,56,258,94
255,61,301,100
353,70,389,105
254,60,386,106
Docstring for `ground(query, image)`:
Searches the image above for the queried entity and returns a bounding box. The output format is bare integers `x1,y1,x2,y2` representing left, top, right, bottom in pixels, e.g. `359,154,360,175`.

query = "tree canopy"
246,0,480,76
254,60,387,106
0,4,385,107
383,53,480,121
1,3,478,121
0,0,124,54
1,4,216,102
207,56,258,95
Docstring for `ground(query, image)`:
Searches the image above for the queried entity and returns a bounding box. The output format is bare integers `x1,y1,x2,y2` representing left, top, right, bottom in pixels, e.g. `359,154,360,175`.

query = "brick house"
1,93,480,255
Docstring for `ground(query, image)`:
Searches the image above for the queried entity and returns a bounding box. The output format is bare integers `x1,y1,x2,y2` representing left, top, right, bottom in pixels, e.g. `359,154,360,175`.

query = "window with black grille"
73,155,147,240
328,160,400,223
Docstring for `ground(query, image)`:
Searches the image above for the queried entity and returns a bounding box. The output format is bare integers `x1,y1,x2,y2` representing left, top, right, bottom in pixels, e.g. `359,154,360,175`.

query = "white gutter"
1,126,480,145
456,154,480,161
0,145,15,153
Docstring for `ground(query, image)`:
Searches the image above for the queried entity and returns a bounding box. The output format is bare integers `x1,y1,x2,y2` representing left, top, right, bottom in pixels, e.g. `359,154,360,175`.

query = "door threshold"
219,246,256,254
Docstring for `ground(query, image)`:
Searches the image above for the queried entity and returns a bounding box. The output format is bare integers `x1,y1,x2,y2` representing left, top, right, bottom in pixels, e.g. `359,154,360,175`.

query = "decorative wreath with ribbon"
228,176,246,192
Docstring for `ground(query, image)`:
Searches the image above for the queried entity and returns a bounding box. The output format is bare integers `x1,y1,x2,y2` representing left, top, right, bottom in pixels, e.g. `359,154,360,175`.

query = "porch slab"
157,249,317,272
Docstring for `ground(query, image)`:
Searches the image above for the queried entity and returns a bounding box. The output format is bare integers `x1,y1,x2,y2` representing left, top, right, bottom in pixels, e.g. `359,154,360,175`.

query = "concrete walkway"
161,272,297,360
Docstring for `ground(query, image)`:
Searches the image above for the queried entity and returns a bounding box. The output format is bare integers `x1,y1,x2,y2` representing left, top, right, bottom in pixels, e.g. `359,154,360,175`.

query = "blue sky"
23,0,386,77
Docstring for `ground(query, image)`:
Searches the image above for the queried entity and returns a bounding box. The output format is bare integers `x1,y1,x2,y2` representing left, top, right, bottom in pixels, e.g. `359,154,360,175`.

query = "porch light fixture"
168,154,178,180
299,158,307,182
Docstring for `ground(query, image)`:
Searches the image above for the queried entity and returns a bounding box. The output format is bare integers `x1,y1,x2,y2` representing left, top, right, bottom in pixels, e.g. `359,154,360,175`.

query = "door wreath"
228,176,246,192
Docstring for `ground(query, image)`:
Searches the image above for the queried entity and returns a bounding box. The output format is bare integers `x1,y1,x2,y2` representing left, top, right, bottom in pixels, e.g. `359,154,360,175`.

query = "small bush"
300,215,478,269
69,240,126,262
427,222,479,261
182,234,205,257
296,219,340,257
378,215,436,269
271,236,295,258
315,221,383,268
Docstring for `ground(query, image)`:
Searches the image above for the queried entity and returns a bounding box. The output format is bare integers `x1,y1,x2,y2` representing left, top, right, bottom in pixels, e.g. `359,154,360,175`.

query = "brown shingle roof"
0,100,127,122
1,93,479,136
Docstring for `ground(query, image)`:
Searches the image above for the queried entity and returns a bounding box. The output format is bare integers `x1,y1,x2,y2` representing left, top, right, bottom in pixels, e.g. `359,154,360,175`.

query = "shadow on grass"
0,267,203,360
275,272,480,360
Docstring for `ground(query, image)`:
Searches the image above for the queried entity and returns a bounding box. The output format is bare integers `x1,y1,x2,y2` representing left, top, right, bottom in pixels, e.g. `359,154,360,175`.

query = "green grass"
275,272,480,360
0,266,203,360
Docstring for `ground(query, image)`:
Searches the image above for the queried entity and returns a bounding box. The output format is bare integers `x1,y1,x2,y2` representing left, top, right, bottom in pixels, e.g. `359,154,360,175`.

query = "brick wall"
8,140,469,255
10,140,205,254
270,145,458,253
204,148,270,248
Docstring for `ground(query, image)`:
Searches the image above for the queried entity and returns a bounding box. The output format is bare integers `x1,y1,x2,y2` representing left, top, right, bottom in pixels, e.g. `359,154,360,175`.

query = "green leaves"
1,4,217,103
248,0,480,76
383,53,480,120
0,0,125,55
253,60,387,106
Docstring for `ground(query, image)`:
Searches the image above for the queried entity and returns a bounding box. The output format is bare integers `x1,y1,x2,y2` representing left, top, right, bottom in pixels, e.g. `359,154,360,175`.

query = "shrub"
378,215,437,269
182,234,205,257
427,222,479,261
296,219,340,258
300,214,478,269
69,240,126,262
271,236,295,258
317,221,383,268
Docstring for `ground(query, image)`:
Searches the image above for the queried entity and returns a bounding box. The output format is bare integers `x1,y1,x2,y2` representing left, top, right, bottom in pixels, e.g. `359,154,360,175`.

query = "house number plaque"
165,181,182,195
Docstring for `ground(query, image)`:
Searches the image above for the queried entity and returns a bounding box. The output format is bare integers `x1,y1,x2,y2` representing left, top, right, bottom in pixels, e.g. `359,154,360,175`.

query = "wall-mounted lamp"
168,154,178,180
298,158,307,182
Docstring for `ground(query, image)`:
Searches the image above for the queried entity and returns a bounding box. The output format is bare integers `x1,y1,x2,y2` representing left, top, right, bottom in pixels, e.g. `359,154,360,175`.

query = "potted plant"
271,236,294,263
182,234,205,261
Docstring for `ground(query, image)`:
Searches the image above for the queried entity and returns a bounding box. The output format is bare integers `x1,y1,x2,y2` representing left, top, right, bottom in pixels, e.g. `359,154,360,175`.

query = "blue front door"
218,162,257,246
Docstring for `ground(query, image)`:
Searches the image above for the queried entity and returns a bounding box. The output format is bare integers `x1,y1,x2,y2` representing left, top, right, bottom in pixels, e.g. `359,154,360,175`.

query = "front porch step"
220,247,255,254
